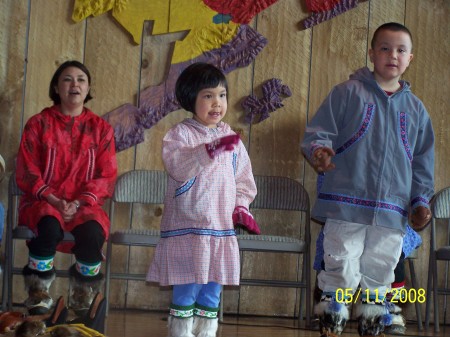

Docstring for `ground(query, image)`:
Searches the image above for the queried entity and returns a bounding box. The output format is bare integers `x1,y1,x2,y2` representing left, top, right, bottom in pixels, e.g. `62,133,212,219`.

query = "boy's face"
193,85,227,128
369,29,413,84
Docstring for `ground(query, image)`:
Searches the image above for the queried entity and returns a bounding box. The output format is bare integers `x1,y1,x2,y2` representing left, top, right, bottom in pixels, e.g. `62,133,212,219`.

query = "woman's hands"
47,194,80,222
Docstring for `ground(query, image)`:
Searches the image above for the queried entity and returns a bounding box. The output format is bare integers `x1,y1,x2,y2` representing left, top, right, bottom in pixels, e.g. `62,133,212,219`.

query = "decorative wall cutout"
302,0,359,28
204,0,279,24
103,25,267,151
72,0,276,151
242,78,292,124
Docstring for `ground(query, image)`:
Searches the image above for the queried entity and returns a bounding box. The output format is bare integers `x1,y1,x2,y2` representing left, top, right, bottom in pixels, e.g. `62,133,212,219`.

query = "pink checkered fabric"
147,118,257,286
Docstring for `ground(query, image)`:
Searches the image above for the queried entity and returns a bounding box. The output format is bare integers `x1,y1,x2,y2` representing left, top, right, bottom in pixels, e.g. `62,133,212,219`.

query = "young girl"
147,62,259,337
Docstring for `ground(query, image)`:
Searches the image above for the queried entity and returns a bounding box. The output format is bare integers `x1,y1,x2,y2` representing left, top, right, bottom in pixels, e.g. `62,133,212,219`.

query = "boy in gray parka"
302,22,434,337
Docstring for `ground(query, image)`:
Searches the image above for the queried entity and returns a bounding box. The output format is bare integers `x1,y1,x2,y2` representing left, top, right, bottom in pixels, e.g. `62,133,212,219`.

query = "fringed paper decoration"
103,25,267,151
242,78,292,124
204,0,279,24
305,0,342,12
303,0,359,29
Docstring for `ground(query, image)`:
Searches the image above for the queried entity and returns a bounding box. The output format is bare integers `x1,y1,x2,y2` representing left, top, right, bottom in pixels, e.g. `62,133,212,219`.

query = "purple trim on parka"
336,103,375,154
318,192,408,217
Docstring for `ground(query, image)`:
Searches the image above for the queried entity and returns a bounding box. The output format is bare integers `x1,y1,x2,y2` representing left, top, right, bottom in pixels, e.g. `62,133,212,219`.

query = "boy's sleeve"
301,87,342,161
410,111,435,209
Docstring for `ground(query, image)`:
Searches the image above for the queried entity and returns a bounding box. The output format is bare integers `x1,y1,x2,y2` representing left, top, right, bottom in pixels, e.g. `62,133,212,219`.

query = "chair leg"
1,235,9,311
408,258,423,331
219,290,224,323
433,258,440,333
298,258,304,325
6,232,13,310
104,239,112,317
425,254,433,329
305,252,311,327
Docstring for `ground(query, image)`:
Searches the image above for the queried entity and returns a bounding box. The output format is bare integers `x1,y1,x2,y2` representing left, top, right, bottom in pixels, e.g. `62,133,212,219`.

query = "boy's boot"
23,265,56,315
314,295,349,337
69,263,104,317
167,316,194,337
356,300,405,337
383,302,406,335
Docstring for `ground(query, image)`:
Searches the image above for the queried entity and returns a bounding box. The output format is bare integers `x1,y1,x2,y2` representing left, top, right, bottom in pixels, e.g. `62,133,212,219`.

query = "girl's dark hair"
371,22,413,50
175,62,228,113
49,60,93,105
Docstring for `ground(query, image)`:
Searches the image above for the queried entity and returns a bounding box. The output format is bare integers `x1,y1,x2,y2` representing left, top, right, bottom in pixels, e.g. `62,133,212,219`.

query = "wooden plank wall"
0,0,448,321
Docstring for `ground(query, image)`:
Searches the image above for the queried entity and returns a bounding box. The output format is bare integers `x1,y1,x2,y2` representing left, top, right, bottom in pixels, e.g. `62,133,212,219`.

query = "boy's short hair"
175,62,228,113
371,22,413,50
49,60,93,105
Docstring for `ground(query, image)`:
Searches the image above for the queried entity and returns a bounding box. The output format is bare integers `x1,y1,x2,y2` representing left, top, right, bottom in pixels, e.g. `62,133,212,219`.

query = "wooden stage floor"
104,310,449,337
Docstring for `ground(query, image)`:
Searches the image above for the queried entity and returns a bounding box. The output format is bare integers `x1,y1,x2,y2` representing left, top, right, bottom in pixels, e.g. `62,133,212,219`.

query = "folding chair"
220,175,311,326
1,173,75,311
405,248,423,331
104,170,166,314
425,186,450,332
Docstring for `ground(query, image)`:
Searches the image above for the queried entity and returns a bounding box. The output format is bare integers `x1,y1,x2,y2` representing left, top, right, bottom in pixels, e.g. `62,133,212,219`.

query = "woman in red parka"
16,60,117,316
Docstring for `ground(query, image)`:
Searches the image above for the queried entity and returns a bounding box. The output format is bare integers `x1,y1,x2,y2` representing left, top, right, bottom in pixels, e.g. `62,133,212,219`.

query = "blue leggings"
173,282,222,308
170,282,222,318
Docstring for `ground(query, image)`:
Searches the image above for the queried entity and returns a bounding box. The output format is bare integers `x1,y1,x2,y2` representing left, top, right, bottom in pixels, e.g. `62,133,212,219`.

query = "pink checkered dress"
147,118,256,286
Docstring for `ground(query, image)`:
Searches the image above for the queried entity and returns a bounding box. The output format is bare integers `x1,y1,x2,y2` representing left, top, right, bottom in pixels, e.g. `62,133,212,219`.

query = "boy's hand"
410,206,432,231
205,134,240,159
232,206,261,234
312,147,335,172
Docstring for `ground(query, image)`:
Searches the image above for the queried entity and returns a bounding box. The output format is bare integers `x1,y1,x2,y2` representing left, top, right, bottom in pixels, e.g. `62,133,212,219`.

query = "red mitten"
232,206,261,234
205,134,240,159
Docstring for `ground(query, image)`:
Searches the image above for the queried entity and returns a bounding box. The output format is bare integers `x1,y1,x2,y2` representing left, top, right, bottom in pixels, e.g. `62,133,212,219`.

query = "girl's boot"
168,316,194,337
192,316,219,337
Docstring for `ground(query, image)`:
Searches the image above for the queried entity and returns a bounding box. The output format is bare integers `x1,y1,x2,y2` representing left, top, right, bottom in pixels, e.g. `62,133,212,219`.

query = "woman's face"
55,66,90,108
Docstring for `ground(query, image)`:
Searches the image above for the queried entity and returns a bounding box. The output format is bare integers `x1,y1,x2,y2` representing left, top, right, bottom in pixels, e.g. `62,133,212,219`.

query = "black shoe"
45,296,68,327
69,292,106,333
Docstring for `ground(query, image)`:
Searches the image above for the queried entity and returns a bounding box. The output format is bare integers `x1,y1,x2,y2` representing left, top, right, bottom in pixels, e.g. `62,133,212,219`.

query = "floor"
104,310,450,337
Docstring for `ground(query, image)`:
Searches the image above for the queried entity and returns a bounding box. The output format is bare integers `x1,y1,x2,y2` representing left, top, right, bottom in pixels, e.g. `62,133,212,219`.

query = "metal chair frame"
1,173,75,311
404,248,423,331
219,175,311,326
105,171,311,326
104,170,166,314
425,186,450,332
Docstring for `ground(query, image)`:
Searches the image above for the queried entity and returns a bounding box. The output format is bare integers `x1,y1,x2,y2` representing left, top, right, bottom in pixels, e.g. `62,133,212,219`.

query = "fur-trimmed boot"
383,302,406,335
192,316,218,337
69,264,104,317
314,296,349,337
23,265,56,315
356,301,406,337
168,316,195,337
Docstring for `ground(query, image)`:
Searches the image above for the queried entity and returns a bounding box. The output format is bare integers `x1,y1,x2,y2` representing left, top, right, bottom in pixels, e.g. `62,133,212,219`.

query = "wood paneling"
0,0,448,321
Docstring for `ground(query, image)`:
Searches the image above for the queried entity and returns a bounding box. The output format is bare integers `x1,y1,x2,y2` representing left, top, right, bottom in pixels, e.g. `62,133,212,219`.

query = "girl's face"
193,85,227,128
55,66,90,109
369,30,413,85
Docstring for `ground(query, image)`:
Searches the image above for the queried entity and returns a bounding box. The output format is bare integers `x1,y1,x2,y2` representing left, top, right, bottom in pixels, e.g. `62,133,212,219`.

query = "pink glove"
232,206,261,234
205,134,240,159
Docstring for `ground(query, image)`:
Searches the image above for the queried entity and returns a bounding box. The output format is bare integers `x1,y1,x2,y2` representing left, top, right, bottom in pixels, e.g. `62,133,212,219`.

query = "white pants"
318,219,403,297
